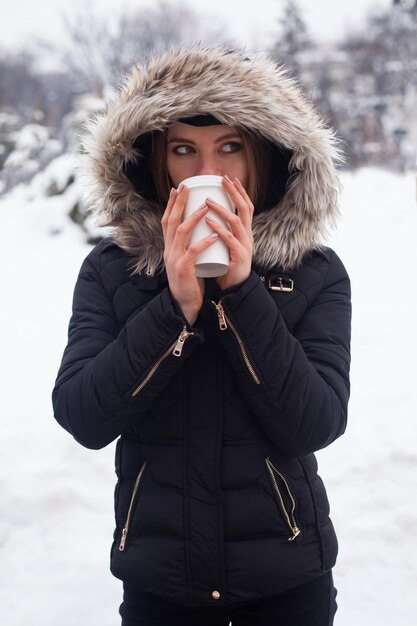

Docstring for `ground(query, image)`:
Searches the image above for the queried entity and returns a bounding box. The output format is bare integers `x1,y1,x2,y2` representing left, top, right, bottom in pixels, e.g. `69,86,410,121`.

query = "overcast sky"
0,0,392,52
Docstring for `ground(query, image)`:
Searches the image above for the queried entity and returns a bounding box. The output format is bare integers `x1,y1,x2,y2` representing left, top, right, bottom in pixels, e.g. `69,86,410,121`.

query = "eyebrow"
167,133,242,144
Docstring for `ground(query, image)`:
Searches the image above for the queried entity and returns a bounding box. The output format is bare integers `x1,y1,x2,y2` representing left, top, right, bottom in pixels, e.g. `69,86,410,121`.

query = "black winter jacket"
53,47,351,606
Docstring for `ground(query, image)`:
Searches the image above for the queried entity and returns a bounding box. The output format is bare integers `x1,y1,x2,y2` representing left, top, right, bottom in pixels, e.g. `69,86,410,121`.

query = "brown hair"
150,127,273,211
241,131,272,212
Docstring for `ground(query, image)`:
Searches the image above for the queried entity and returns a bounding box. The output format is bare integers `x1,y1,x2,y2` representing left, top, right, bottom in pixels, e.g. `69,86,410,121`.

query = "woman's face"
166,122,249,188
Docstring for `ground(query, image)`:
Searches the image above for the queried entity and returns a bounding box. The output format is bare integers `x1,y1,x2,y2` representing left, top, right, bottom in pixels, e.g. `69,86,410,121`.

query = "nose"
196,154,222,177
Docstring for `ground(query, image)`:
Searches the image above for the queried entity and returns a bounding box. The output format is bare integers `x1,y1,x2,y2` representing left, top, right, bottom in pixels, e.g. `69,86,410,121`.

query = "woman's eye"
173,145,194,155
221,142,242,153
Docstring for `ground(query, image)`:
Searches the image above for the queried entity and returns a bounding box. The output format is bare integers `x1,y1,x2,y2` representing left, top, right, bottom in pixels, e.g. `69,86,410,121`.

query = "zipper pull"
173,326,191,357
212,301,228,330
119,528,128,551
288,527,301,542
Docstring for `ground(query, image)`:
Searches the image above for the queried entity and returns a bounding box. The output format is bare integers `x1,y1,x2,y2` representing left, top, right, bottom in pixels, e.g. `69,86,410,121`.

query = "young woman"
53,47,351,625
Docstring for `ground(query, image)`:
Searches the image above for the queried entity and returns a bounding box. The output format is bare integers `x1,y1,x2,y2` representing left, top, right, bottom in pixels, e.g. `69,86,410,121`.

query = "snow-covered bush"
0,110,22,178
0,122,63,192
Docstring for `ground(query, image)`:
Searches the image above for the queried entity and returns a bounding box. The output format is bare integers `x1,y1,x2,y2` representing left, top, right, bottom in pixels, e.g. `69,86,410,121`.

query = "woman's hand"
205,176,254,291
161,185,219,325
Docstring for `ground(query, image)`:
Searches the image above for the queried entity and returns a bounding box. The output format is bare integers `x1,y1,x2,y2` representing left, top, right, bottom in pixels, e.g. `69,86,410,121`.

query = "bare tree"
308,1,417,169
0,51,44,118
367,2,417,93
54,1,231,96
270,0,313,79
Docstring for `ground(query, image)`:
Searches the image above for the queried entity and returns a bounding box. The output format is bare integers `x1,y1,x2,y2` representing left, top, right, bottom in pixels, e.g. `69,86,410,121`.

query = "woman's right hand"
161,186,218,326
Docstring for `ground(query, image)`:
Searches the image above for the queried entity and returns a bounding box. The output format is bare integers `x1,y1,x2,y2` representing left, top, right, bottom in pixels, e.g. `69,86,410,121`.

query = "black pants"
120,571,337,626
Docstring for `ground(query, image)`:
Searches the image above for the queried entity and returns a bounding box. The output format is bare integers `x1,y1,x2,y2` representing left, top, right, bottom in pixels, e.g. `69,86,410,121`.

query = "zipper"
265,457,301,541
211,300,260,385
131,325,194,397
119,460,147,551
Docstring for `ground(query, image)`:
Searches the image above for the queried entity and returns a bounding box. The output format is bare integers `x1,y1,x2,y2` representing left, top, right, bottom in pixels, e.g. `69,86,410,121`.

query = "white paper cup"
181,175,235,278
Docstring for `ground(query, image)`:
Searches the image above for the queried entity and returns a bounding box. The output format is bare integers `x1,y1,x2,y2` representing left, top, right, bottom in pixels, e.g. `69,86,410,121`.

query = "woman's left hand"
205,175,254,291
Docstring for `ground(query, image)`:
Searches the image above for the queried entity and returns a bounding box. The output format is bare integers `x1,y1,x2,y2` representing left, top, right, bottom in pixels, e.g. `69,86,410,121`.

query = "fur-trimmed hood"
82,46,341,275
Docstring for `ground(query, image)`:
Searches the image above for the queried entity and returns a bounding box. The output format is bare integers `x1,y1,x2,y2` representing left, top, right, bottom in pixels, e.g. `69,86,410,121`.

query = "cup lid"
180,175,223,188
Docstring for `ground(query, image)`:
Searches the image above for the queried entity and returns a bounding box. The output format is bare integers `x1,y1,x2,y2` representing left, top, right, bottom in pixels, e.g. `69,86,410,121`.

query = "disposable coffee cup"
181,175,235,278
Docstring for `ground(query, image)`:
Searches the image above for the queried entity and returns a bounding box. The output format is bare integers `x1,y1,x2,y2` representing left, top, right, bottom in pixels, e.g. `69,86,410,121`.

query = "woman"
53,47,351,625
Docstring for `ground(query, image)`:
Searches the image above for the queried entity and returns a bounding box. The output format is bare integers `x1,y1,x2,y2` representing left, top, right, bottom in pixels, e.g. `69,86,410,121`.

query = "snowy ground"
0,166,416,625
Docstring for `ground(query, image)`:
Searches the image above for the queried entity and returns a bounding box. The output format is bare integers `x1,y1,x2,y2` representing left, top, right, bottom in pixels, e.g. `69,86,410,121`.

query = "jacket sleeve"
211,251,351,457
52,252,202,450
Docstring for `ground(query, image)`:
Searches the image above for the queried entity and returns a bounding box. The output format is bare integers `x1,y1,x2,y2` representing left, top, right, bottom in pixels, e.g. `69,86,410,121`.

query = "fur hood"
82,46,341,275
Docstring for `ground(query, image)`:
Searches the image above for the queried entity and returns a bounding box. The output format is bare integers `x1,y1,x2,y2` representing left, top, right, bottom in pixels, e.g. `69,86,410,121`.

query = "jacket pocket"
131,326,194,397
212,300,261,385
265,457,301,541
118,460,147,552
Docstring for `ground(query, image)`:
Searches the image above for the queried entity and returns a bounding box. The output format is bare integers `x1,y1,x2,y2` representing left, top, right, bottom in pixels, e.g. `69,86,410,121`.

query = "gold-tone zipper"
265,457,301,541
212,301,260,385
119,460,147,551
213,301,228,330
131,326,194,397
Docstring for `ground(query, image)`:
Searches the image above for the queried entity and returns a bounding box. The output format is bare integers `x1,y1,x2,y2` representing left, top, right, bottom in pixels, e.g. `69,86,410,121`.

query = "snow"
318,168,417,623
1,123,63,191
1,165,417,624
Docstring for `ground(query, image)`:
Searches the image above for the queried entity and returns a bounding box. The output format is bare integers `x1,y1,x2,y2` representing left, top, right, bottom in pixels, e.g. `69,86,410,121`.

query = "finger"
184,232,219,262
161,188,178,237
205,216,250,253
222,176,254,232
233,176,254,208
165,185,188,250
205,198,248,243
170,204,209,253
172,232,220,277
223,175,254,209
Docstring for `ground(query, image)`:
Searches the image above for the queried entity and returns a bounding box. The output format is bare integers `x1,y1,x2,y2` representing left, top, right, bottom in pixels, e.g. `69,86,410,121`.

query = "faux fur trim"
82,46,341,275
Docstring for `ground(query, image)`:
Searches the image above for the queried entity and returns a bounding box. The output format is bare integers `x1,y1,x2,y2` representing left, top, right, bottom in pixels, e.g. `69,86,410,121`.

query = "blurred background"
1,0,417,199
0,1,416,625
